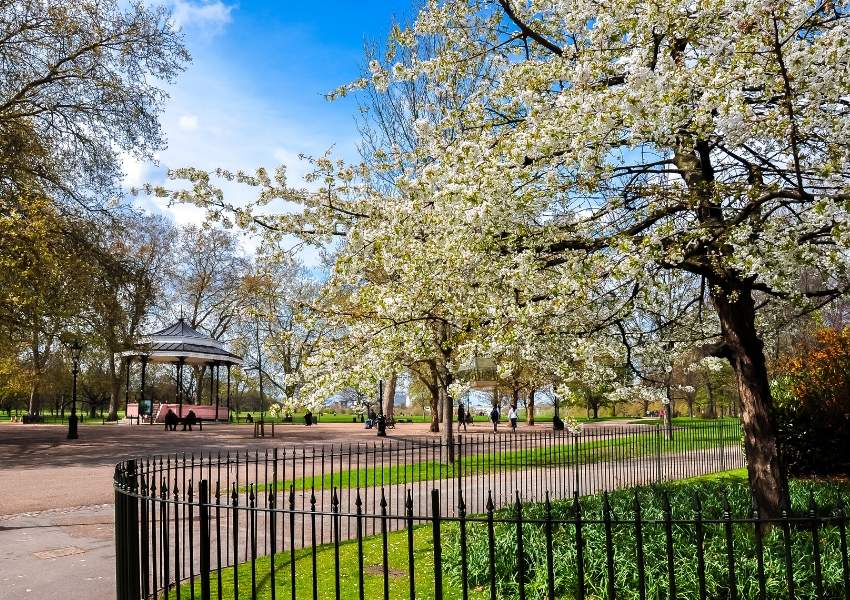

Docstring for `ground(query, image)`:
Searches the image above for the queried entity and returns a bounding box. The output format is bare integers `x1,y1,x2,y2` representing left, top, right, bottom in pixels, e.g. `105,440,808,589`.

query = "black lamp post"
376,379,386,437
68,339,82,440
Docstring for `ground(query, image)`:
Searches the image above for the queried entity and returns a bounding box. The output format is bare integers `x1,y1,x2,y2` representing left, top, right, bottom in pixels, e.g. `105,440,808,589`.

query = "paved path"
0,419,706,600
1,420,634,600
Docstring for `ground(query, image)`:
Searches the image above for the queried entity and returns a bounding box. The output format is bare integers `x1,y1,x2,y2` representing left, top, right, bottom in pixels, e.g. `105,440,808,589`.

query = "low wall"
126,402,229,423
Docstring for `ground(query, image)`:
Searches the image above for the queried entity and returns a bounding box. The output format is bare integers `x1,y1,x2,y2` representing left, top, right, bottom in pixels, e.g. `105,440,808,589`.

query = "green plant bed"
445,477,850,600
179,524,485,600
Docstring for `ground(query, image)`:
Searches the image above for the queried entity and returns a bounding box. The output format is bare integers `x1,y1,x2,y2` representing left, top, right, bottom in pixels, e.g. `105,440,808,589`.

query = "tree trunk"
526,389,535,425
592,402,599,419
705,379,717,418
27,332,41,415
440,370,455,462
429,388,440,431
663,379,674,440
383,374,397,421
712,282,786,518
28,380,40,415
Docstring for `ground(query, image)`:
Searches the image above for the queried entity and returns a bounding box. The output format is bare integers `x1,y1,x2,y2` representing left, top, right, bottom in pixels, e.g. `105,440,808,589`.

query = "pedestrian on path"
508,405,518,432
457,403,467,432
490,405,500,432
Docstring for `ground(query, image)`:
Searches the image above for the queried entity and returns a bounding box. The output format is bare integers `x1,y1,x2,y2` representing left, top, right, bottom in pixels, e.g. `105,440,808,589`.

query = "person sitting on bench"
182,410,198,431
164,409,178,431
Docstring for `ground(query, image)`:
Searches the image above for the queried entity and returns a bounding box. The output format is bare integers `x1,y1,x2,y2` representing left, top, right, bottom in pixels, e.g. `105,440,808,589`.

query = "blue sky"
128,0,414,233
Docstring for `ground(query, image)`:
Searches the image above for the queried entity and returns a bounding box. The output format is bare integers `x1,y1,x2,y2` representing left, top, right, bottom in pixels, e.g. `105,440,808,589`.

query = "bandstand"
119,318,242,424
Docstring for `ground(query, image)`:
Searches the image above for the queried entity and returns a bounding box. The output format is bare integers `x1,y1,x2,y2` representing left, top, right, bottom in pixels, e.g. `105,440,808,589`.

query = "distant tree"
0,0,189,207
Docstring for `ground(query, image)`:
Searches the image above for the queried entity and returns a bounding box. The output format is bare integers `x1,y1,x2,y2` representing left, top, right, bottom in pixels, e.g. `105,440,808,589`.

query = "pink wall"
127,403,229,423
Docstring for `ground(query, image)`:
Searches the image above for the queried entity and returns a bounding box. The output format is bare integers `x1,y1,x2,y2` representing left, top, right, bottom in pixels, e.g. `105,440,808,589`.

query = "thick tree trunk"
27,332,41,415
526,389,535,425
712,283,786,518
705,379,717,418
429,388,440,432
440,371,455,462
28,380,40,415
383,374,397,421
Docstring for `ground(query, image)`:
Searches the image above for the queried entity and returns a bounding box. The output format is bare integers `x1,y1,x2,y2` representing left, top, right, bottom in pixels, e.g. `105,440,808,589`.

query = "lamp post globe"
68,339,82,440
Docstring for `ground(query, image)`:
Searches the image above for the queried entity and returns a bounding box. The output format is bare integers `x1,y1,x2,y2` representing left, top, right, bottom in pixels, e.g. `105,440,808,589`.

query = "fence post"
655,424,662,483
515,492,526,600
432,489,444,600
487,492,497,600
115,460,141,600
634,491,646,600
406,489,415,600
603,492,615,600
544,493,555,600
574,491,585,600
199,480,211,600
114,465,127,600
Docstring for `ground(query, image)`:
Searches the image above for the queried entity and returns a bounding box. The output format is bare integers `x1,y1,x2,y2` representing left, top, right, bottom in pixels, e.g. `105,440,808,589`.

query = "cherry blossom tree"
156,0,850,516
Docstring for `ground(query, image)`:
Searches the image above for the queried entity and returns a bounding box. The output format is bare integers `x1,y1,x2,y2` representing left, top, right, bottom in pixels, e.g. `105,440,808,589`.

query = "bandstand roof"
458,356,498,390
119,318,243,365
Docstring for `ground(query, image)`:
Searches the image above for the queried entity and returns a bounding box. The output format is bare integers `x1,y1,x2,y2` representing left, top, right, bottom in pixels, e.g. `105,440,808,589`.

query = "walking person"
508,404,518,432
457,402,467,432
490,405,500,432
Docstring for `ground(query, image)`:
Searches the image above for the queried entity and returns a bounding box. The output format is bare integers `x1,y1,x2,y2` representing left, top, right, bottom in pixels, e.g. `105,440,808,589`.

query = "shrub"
776,327,850,476
443,478,850,600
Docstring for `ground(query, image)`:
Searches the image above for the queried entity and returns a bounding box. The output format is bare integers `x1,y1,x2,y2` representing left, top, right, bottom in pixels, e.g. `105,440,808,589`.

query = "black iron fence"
112,421,850,599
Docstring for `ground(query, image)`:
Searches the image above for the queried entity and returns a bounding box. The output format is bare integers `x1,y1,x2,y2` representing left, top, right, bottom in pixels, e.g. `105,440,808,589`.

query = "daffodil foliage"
161,0,850,514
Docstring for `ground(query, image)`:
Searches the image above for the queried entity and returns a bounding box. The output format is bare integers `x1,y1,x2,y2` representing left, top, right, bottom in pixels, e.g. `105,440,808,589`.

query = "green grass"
0,411,126,424
676,467,749,485
251,419,743,494
232,412,433,425
179,523,485,600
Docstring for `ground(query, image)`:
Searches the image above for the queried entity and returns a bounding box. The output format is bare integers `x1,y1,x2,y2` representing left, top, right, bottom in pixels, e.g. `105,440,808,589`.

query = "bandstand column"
124,357,131,418
177,358,185,418
140,357,149,424
214,364,220,421
226,365,231,422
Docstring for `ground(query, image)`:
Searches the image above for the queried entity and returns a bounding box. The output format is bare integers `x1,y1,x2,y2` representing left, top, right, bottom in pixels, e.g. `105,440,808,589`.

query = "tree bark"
712,282,787,517
526,389,535,425
426,360,441,432
27,331,41,415
383,374,397,421
705,378,717,418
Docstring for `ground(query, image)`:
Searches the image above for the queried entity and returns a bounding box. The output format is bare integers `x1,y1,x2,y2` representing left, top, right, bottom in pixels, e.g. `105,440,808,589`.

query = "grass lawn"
183,469,849,600
0,411,126,424
252,418,742,494
181,523,484,600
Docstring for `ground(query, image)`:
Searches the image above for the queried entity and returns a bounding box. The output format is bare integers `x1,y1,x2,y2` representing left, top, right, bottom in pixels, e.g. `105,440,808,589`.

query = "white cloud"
169,1,234,35
178,114,199,131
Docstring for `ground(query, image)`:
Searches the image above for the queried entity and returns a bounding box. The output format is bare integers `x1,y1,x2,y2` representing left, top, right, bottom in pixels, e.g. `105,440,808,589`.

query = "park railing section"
112,421,848,599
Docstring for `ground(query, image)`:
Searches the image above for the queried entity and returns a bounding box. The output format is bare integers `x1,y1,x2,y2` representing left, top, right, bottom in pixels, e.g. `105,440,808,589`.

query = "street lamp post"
68,339,82,440
376,379,386,437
